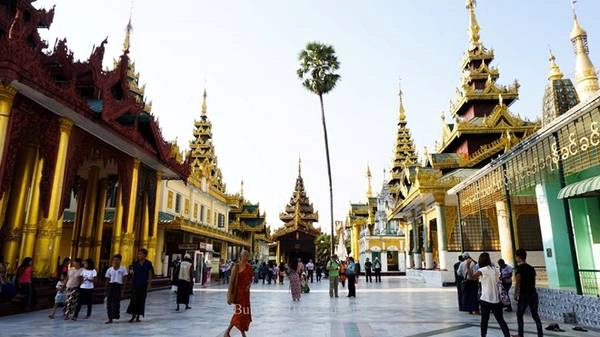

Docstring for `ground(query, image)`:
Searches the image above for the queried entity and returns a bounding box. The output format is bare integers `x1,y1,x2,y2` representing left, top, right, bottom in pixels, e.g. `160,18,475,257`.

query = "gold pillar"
111,184,123,256
70,188,86,258
141,194,150,248
92,179,108,265
121,159,140,267
0,188,10,232
0,84,17,171
21,154,43,260
154,228,165,276
276,241,280,263
79,166,99,258
147,172,162,265
2,145,36,271
352,223,361,260
35,118,73,277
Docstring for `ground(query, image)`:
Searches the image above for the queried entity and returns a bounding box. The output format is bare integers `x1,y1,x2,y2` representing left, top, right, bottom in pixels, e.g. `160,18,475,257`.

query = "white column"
435,203,448,270
412,212,421,269
381,250,388,272
398,251,406,272
496,200,515,267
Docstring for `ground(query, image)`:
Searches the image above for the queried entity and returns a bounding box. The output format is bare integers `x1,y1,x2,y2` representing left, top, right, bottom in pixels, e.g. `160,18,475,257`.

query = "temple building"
387,0,539,285
448,5,600,327
155,89,259,278
272,160,321,263
349,166,406,273
0,2,189,276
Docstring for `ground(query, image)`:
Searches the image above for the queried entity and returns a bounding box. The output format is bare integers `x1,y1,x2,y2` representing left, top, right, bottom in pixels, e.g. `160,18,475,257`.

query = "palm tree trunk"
318,94,335,256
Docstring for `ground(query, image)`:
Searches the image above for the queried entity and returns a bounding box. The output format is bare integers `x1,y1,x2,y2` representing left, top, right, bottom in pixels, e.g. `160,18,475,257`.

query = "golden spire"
123,13,133,53
240,179,244,198
466,0,481,48
366,165,373,198
548,50,564,80
298,156,302,177
201,88,207,115
398,78,406,122
569,3,599,101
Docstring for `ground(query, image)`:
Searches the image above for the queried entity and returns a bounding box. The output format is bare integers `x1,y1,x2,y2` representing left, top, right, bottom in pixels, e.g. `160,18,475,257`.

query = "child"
49,273,66,319
105,254,128,324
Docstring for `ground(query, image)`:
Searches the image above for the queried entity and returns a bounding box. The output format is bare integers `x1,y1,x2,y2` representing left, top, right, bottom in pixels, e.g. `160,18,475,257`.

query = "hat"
462,252,470,258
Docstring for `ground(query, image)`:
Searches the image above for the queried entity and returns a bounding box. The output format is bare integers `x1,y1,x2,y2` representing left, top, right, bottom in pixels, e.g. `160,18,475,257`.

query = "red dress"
231,264,252,331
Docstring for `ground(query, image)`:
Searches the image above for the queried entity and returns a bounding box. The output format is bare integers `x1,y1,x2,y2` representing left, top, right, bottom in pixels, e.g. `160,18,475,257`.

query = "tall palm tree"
297,42,341,255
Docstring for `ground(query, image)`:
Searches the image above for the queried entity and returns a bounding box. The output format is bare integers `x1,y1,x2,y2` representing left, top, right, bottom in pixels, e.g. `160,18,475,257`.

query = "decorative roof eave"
160,217,251,247
460,46,495,69
271,224,321,239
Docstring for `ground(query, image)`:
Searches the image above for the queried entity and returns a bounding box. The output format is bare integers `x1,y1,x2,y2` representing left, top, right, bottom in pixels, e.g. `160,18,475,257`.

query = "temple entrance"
276,231,317,264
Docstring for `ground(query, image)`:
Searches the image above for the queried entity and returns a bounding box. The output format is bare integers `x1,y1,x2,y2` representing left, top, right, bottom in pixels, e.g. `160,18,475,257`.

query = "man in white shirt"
105,254,128,324
306,259,315,283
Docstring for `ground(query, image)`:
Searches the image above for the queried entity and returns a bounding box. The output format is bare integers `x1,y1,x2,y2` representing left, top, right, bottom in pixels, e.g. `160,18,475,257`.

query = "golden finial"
201,87,207,115
298,156,302,177
466,0,481,48
240,179,244,198
548,49,564,80
123,1,134,53
398,77,406,122
366,165,373,198
570,0,587,40
569,1,599,101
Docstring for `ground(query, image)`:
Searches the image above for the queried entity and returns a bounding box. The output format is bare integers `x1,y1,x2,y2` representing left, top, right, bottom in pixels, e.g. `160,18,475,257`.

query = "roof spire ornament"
123,1,134,53
201,87,208,115
398,77,406,121
569,0,599,101
240,179,244,198
466,0,481,48
366,165,373,198
298,156,302,177
548,49,564,80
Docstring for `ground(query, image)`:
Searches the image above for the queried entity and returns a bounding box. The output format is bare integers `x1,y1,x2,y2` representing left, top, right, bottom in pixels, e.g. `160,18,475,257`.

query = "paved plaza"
0,277,596,337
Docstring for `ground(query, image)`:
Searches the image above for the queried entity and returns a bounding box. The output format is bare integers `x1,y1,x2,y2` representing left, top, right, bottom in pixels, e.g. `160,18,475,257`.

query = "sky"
35,0,599,234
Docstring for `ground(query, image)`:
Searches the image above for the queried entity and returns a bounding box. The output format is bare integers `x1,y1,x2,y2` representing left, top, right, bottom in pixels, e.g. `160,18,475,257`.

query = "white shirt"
306,262,314,271
178,261,193,282
479,266,500,304
105,266,128,284
80,269,97,289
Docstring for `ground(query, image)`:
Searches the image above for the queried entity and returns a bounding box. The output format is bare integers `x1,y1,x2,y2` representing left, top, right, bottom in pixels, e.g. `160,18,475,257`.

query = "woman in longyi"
224,250,253,337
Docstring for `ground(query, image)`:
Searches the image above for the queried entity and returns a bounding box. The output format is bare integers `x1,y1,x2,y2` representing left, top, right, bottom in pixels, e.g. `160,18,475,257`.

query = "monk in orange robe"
225,250,252,337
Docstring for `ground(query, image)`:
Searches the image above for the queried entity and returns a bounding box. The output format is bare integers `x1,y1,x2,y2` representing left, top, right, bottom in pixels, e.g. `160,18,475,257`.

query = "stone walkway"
0,276,596,336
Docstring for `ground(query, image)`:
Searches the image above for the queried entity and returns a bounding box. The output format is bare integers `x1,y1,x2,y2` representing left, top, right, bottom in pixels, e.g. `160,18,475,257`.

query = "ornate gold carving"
0,84,17,105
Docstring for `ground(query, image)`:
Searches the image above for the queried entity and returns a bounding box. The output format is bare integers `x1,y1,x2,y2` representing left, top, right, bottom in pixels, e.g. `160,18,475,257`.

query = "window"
184,199,190,215
218,213,225,228
193,203,198,219
175,193,182,213
200,205,205,223
167,191,174,209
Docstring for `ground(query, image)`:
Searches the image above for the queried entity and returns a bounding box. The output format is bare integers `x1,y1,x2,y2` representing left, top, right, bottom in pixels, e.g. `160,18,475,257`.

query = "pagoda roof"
0,1,189,179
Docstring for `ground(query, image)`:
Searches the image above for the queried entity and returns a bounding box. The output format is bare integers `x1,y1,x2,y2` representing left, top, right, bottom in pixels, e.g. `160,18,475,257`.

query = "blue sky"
36,0,599,233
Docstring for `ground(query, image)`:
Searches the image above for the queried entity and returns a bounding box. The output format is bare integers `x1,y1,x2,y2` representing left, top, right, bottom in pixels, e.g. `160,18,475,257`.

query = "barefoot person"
127,249,154,322
176,254,193,311
105,254,128,324
225,250,252,337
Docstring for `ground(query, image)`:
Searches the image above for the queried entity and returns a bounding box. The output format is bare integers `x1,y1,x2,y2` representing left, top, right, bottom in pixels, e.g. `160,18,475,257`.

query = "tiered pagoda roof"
388,86,418,200
542,52,579,126
434,0,538,168
227,189,268,234
0,1,188,180
188,89,226,194
272,160,320,238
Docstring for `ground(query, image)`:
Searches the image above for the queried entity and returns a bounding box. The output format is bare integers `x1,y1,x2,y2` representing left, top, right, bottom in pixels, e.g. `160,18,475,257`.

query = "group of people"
454,249,543,337
326,255,361,298
362,257,382,283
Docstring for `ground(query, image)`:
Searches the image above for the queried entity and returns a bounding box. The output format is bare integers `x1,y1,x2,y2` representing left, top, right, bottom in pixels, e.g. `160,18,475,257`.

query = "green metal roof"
158,211,175,222
558,175,600,199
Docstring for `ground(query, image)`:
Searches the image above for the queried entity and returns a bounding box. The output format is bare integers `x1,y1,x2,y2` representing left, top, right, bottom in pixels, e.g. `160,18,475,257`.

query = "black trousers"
308,270,314,283
480,300,510,337
374,269,381,282
517,294,543,337
365,270,372,282
316,272,322,282
75,288,93,318
106,283,122,320
347,274,356,297
456,276,464,311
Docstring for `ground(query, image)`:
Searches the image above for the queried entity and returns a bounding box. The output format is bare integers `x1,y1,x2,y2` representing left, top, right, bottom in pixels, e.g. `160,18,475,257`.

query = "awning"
558,175,600,199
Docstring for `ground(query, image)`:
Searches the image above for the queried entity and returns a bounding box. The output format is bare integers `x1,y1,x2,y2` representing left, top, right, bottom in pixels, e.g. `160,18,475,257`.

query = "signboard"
178,243,198,250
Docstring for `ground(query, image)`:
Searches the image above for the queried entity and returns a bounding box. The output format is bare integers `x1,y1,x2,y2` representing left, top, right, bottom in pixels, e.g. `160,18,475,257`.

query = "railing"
579,269,600,297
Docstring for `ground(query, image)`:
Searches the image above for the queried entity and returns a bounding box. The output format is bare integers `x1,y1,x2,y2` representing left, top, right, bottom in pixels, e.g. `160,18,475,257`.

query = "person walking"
306,259,314,283
56,257,70,279
316,262,323,282
63,258,83,319
454,255,465,311
466,253,511,337
459,253,480,315
326,254,340,298
272,263,278,285
171,256,181,292
176,254,193,311
513,249,543,337
278,262,285,284
346,257,356,298
225,250,253,337
339,260,347,288
259,262,268,284
354,260,361,281
48,273,67,319
15,257,35,311
105,254,128,324
373,258,382,283
364,258,372,283
498,259,513,312
74,258,96,320
127,249,154,322
288,260,301,301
